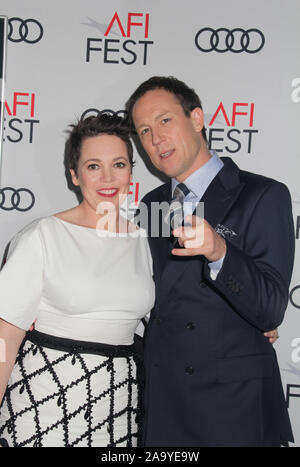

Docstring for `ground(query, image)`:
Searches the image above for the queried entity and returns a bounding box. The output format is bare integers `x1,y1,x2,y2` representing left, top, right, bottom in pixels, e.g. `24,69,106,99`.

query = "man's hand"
172,215,227,262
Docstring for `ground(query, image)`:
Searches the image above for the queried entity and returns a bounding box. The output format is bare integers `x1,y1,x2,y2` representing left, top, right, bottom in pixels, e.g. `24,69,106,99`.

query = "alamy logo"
291,78,300,103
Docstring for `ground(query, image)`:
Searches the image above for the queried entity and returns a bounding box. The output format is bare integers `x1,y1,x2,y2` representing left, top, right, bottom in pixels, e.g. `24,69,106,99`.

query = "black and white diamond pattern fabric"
0,335,141,447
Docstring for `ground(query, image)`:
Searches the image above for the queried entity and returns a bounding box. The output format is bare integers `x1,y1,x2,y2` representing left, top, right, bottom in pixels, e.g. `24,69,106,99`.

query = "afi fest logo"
3,91,39,143
296,215,300,240
206,101,258,154
85,11,154,65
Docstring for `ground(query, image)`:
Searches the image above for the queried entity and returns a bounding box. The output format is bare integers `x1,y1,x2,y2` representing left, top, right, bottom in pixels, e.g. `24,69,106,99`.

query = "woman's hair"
65,113,135,175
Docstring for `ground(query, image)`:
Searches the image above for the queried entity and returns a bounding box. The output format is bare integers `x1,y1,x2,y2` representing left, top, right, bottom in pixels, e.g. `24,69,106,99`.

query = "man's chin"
157,165,179,179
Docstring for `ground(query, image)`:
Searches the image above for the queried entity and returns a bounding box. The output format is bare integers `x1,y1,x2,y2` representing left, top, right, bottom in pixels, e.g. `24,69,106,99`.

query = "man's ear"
70,169,80,187
190,107,204,133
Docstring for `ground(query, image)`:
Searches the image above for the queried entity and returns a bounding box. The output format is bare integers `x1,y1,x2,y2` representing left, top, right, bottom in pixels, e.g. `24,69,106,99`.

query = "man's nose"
152,127,163,146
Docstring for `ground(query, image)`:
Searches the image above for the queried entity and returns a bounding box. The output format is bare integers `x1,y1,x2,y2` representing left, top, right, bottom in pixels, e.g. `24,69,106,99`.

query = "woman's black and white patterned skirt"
0,330,143,447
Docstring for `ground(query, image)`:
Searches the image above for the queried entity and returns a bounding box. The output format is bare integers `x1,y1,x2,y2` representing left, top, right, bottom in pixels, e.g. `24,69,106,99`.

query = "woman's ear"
70,169,80,187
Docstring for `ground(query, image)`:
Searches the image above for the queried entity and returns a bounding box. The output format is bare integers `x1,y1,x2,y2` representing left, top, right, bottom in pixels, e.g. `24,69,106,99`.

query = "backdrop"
0,0,299,446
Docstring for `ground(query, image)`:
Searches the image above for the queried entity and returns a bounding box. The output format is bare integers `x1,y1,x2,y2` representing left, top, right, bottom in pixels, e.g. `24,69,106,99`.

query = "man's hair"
65,113,135,175
126,76,207,142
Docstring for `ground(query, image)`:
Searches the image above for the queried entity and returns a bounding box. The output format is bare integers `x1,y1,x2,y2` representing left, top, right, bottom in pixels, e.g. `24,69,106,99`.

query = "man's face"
132,88,205,182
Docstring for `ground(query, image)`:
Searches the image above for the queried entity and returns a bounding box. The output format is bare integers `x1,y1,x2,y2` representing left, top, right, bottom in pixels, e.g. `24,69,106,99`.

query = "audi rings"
195,28,265,54
80,108,128,120
0,188,35,212
8,18,43,44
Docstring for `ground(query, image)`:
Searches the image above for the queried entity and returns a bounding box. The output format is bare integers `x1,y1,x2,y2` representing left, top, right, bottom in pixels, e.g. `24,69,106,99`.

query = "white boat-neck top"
0,216,155,345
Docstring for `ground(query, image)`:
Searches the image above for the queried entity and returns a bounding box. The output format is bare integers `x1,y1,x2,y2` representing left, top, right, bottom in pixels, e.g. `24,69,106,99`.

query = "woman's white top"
0,216,155,345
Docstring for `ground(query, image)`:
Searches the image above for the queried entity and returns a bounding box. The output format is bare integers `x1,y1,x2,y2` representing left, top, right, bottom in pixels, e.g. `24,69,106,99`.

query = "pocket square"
215,224,238,238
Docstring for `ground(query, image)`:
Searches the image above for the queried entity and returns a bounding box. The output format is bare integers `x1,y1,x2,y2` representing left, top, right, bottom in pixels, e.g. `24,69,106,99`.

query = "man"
126,76,295,447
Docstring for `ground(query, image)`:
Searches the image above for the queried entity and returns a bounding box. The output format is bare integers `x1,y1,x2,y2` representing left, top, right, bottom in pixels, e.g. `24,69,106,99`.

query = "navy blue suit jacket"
141,157,295,447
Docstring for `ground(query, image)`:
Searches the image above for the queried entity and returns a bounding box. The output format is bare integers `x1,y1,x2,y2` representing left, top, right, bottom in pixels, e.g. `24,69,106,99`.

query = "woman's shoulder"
23,207,81,232
8,218,46,251
52,207,79,223
11,213,67,242
15,216,48,236
5,216,50,261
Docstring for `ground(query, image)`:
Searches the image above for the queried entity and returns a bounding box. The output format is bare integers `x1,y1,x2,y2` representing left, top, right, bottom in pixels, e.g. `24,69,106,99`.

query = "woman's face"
71,134,132,217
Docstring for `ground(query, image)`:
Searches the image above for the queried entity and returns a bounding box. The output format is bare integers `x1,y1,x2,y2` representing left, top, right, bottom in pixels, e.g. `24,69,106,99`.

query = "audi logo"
0,188,35,212
195,27,265,54
290,285,300,310
8,18,43,44
80,108,128,120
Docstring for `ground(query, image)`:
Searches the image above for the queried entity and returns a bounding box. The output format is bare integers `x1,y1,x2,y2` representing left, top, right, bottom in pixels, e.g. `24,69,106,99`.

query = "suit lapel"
156,157,245,308
148,182,172,275
199,159,245,229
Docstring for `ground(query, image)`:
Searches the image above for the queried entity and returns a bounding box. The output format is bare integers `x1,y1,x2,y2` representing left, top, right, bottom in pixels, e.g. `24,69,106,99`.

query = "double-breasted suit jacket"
140,157,295,447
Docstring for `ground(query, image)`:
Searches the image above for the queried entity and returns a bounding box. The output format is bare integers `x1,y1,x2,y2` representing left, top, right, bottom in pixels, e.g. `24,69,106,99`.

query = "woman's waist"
25,329,136,358
35,309,141,345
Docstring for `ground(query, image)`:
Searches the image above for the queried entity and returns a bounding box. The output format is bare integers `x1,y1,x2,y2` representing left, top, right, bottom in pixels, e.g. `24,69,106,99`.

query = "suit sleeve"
203,181,295,331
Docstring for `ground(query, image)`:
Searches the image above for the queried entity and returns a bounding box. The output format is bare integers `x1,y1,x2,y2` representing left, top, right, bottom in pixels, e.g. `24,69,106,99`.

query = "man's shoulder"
221,156,290,196
240,168,290,200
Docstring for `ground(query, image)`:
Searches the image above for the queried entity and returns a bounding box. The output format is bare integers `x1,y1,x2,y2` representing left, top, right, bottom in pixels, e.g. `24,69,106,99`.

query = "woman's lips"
97,188,119,197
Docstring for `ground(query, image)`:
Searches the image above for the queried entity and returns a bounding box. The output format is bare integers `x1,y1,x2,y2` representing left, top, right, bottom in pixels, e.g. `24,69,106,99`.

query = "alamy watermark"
94,199,205,241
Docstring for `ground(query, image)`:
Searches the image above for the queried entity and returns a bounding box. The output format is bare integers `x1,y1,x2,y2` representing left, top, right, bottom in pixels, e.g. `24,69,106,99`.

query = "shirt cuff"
208,256,225,280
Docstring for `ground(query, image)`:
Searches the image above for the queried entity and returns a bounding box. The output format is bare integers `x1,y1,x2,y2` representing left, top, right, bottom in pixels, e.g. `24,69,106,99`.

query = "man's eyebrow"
136,111,170,130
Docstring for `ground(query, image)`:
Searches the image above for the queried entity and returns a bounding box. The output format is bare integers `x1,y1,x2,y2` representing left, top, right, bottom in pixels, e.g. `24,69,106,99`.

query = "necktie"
169,183,190,230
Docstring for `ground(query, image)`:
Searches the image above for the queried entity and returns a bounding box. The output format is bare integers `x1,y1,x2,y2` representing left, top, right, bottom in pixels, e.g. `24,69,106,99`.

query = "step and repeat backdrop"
0,0,299,446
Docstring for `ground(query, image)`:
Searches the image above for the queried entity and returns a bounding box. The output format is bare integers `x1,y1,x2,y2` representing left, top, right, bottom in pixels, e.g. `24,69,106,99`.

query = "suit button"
186,322,195,330
199,280,207,288
185,366,194,375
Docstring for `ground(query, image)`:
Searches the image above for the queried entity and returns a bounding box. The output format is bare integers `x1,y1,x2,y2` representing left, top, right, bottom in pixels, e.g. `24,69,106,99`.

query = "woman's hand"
264,329,279,344
0,319,26,406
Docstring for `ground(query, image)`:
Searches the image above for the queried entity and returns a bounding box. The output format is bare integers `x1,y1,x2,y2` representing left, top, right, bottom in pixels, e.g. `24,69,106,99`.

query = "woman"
0,114,155,447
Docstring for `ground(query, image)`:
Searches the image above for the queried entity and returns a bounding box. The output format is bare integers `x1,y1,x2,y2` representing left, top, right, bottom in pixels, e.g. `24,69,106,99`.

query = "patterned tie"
169,183,190,230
